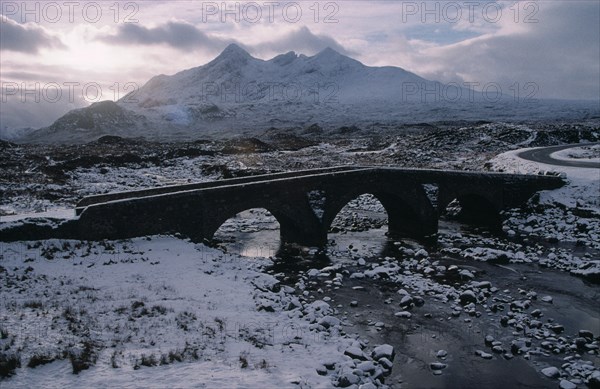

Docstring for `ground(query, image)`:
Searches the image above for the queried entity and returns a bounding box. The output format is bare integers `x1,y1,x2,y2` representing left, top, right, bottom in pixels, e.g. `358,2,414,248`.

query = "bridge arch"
438,188,502,227
328,193,389,233
205,202,296,243
322,185,438,240
212,207,281,257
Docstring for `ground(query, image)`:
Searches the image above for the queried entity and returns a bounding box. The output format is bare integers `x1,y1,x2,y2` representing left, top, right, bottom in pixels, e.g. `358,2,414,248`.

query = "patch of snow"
0,208,76,223
551,145,600,163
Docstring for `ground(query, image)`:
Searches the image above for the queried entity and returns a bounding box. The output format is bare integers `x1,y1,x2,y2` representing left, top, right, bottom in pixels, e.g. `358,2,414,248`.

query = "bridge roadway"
66,166,564,246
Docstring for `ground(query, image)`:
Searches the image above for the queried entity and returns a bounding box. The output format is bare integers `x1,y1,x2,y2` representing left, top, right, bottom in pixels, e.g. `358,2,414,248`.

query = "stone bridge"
66,166,563,246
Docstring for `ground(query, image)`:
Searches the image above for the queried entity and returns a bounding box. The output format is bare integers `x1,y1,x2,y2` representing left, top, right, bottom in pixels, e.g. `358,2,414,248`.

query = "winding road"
518,142,600,168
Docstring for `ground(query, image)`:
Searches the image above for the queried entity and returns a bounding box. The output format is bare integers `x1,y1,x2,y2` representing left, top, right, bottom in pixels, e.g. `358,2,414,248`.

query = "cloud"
251,26,354,57
364,1,600,100
100,21,352,59
0,15,65,53
100,21,232,51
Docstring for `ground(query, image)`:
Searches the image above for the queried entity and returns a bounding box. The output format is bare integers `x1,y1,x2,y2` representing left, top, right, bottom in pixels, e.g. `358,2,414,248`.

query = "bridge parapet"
2,167,564,244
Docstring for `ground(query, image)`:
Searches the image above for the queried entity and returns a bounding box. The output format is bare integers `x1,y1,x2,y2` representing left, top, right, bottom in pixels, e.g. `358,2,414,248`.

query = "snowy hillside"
20,44,600,143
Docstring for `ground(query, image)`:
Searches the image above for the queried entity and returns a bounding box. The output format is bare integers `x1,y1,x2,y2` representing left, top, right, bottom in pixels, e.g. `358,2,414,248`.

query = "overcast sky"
1,0,599,129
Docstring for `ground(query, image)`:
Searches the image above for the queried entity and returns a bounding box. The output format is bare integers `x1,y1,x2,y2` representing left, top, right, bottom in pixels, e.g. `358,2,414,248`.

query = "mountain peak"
310,46,363,70
270,51,298,66
221,43,251,57
209,43,254,66
315,47,342,57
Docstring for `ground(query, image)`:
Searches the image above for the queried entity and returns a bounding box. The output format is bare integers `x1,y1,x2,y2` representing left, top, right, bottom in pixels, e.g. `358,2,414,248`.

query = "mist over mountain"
17,44,600,143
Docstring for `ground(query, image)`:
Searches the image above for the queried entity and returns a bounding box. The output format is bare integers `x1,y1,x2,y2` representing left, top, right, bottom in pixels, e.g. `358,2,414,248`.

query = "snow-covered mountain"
21,44,600,143
127,44,433,109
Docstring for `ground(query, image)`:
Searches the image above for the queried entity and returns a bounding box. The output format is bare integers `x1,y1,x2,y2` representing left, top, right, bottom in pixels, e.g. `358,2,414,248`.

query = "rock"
257,301,275,312
416,249,429,258
350,300,358,307
531,309,543,318
344,346,368,361
307,268,320,277
485,335,495,346
473,281,492,289
309,300,331,313
460,290,477,305
579,329,594,339
372,344,395,361
558,380,577,389
541,295,553,303
529,320,543,329
358,383,377,389
459,269,475,279
574,337,588,348
436,350,448,358
588,371,600,389
394,311,412,318
550,324,565,334
318,315,340,329
251,273,280,292
430,362,447,370
511,339,530,354
475,350,493,359
372,367,386,381
357,361,377,374
338,372,360,387
316,365,328,376
510,300,530,311
286,297,302,311
541,366,560,378
399,295,413,307
378,357,393,370
351,368,364,377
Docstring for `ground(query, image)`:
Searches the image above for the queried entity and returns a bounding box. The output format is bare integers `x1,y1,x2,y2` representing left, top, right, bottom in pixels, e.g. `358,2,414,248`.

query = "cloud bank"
0,15,65,53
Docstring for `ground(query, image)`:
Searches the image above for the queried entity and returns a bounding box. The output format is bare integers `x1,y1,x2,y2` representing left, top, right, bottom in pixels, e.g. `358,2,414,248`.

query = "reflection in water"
212,208,281,258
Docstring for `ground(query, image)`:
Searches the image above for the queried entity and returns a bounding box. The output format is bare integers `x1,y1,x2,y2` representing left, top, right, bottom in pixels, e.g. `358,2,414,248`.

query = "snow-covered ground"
551,144,600,163
1,236,398,388
0,208,76,223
